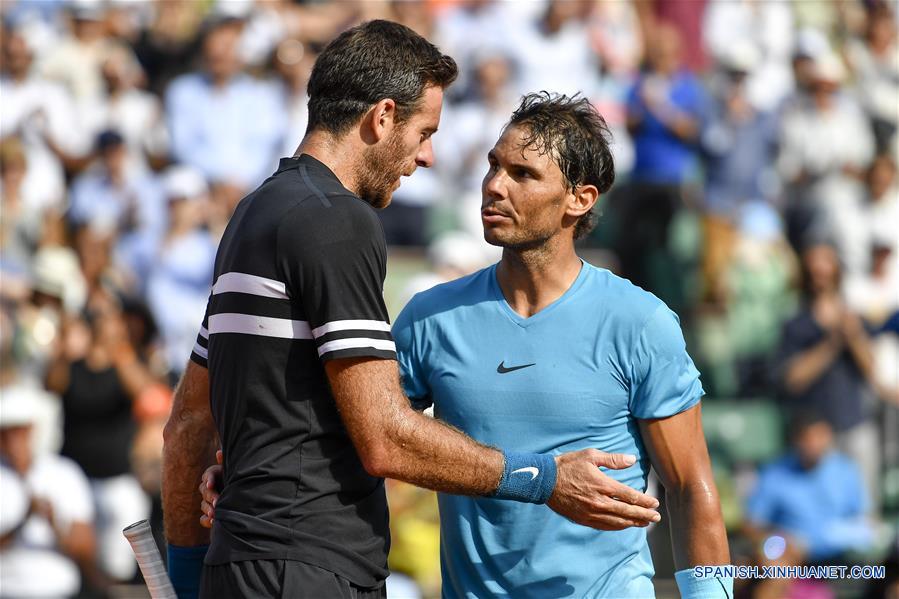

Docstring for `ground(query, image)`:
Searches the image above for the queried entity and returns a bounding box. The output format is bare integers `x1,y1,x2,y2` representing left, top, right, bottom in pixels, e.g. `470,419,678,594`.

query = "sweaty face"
356,86,442,209
481,125,570,250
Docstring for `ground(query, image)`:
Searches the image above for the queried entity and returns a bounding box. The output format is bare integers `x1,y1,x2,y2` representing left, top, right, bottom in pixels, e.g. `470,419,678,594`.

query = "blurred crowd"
0,0,897,597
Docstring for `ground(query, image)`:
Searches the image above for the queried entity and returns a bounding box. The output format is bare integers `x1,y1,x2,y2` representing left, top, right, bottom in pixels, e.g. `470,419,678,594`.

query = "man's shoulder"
581,262,666,326
403,266,494,322
244,163,370,221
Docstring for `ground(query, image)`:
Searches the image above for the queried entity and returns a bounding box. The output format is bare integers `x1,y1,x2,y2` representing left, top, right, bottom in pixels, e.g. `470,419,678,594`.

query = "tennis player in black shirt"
162,20,661,599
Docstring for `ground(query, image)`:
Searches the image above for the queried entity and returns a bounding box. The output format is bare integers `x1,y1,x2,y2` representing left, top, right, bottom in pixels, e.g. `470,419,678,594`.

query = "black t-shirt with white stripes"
190,155,393,587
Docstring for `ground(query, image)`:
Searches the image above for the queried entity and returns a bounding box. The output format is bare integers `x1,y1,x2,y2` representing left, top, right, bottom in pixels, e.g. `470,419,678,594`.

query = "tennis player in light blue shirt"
393,93,732,598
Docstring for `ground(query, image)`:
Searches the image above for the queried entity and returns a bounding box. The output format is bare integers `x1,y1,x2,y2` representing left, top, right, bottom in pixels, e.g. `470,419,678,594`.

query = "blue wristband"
167,544,208,599
675,567,734,599
493,451,557,504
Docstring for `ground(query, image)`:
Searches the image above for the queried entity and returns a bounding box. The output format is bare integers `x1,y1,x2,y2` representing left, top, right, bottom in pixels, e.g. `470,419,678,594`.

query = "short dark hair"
507,92,615,240
306,20,457,136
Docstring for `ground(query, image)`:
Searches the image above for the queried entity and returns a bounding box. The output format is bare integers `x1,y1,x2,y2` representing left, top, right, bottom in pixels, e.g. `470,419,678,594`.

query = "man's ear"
364,98,398,143
567,184,599,219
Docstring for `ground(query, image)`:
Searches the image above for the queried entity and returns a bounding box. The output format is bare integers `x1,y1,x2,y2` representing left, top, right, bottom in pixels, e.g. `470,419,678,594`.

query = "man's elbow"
356,442,394,479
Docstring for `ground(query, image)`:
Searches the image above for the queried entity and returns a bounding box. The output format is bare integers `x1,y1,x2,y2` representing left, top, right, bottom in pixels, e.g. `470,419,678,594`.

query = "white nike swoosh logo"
511,467,539,480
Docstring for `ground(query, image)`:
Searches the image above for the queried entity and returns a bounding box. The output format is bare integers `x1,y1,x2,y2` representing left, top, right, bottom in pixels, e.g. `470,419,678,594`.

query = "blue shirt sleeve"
393,298,433,410
629,304,703,419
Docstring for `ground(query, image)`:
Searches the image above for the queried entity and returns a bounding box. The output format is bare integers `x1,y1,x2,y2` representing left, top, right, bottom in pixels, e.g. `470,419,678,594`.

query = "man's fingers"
200,498,215,529
587,515,652,531
216,449,223,465
589,450,637,470
599,498,661,524
600,477,660,510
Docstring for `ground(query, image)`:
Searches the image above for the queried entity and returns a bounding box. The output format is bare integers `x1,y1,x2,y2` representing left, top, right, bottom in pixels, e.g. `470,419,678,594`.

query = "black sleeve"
189,296,211,368
277,199,396,362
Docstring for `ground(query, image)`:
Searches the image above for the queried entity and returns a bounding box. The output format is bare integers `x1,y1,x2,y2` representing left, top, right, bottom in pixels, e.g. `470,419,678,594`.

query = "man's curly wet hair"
507,92,616,239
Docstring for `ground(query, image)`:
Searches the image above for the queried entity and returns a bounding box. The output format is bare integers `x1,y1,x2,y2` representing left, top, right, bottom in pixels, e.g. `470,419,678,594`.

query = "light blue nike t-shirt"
393,261,703,599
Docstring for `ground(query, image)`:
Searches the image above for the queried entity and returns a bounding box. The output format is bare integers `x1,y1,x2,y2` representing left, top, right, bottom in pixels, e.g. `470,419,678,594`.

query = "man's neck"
495,236,582,318
293,131,364,197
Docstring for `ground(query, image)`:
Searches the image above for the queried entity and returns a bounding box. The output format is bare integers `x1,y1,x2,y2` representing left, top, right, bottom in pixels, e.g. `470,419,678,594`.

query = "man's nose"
482,169,506,200
416,138,434,168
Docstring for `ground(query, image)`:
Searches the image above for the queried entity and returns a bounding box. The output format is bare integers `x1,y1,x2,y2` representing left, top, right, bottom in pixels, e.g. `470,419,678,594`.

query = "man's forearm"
667,483,730,570
162,363,218,546
328,359,504,496
379,404,504,495
162,417,218,545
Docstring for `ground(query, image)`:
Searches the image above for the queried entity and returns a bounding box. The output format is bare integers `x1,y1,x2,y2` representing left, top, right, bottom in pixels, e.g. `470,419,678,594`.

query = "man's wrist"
675,567,734,599
167,543,208,599
493,451,557,504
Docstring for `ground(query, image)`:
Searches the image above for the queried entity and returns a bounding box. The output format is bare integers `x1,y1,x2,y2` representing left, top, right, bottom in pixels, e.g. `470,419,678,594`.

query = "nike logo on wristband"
511,467,539,480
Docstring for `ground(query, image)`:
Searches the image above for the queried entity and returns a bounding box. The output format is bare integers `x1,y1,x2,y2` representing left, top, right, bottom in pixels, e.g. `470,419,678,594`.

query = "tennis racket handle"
123,520,178,599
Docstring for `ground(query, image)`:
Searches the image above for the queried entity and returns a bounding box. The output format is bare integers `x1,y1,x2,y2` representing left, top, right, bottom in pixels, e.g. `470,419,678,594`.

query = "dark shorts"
200,560,386,599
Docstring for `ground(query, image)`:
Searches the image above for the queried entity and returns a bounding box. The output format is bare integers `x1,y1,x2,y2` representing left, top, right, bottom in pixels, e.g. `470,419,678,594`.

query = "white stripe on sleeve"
212,272,289,299
192,343,208,359
312,319,392,338
209,313,313,339
316,338,396,357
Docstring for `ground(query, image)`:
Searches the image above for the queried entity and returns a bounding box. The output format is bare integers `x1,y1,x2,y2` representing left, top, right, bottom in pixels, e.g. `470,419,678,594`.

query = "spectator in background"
620,22,706,310
778,242,880,512
702,0,794,112
696,203,797,397
1,137,41,270
67,130,166,286
846,2,898,151
846,155,899,407
588,0,642,176
589,0,643,80
20,247,88,379
743,410,874,599
0,388,105,597
433,0,524,102
132,0,205,96
38,1,122,105
777,53,875,270
83,44,169,173
44,301,155,583
635,0,708,73
165,16,284,221
146,166,216,379
1,26,84,213
510,0,599,98
779,28,831,117
700,42,780,299
843,154,899,315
